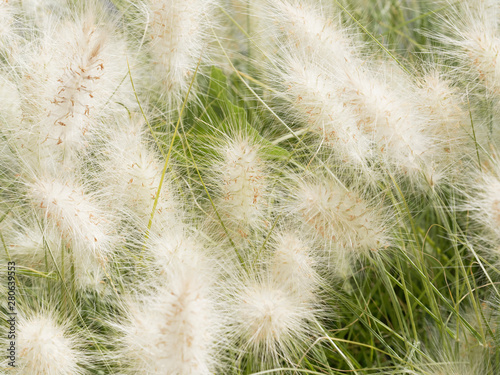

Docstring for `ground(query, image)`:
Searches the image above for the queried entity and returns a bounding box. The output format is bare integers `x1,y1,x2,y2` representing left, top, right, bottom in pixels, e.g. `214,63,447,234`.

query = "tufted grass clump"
1,0,500,374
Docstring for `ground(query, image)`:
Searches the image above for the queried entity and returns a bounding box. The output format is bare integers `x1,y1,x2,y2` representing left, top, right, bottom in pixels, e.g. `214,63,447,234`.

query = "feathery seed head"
121,240,218,374
462,24,500,95
276,52,374,172
234,278,315,363
266,0,433,181
268,0,354,61
21,0,69,28
417,71,467,141
28,176,116,288
0,1,14,43
413,70,474,186
18,11,131,169
211,133,269,241
29,177,115,256
293,176,389,256
16,312,86,375
441,1,500,99
102,117,178,231
147,0,216,102
468,166,500,251
3,218,63,268
270,231,319,300
340,67,432,177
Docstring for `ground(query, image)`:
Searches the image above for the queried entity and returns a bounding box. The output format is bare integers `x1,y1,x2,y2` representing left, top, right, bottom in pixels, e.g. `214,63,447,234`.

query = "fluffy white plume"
20,0,69,28
16,312,87,375
267,0,436,180
0,1,14,46
15,10,131,171
414,70,473,184
27,176,115,288
2,218,63,269
467,164,500,254
442,1,500,98
233,277,316,365
268,0,353,60
120,231,218,374
287,174,390,278
0,75,22,129
102,116,178,231
293,177,388,253
146,0,216,101
277,52,373,171
213,134,268,240
269,230,319,302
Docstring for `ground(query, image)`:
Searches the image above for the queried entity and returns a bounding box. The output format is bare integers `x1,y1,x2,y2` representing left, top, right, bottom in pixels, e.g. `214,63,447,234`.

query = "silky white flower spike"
146,0,216,103
27,175,116,288
441,1,500,98
233,276,317,367
291,175,390,261
417,71,468,150
16,311,87,375
2,218,64,269
467,164,500,258
121,232,219,374
212,133,268,241
145,225,206,272
267,0,434,180
17,9,131,171
414,70,473,185
276,52,374,173
269,230,320,303
267,0,354,61
102,116,178,231
338,63,434,179
0,75,22,129
267,0,370,171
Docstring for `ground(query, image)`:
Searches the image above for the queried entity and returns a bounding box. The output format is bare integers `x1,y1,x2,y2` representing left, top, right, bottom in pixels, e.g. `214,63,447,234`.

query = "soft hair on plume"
11,3,131,172
415,70,470,157
439,0,500,98
205,129,270,245
229,272,321,369
145,0,218,104
276,51,375,175
118,229,220,374
26,174,118,289
269,229,321,303
0,75,22,138
285,171,391,276
465,160,500,263
0,0,15,51
1,216,64,270
412,68,476,186
0,1,131,290
264,0,448,184
225,228,324,370
2,309,89,375
100,114,179,232
20,0,71,28
265,0,373,175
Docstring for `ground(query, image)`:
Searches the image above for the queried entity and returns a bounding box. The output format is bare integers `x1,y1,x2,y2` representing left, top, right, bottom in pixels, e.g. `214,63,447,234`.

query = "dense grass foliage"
1,0,500,374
